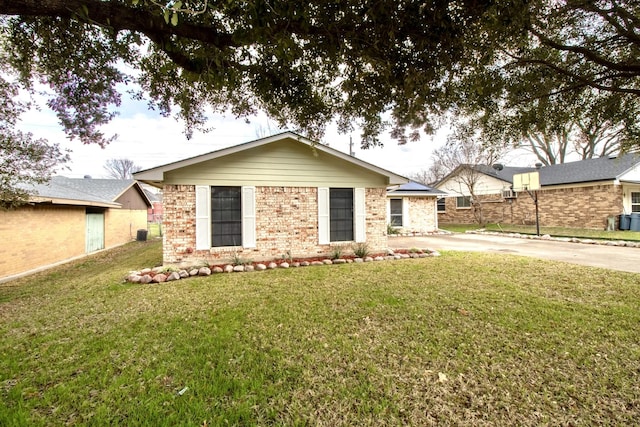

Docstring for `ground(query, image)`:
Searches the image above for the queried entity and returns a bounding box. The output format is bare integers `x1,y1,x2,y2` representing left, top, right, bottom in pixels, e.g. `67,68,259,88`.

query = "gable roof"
537,154,640,186
25,176,151,208
134,131,408,187
387,181,447,197
436,153,640,189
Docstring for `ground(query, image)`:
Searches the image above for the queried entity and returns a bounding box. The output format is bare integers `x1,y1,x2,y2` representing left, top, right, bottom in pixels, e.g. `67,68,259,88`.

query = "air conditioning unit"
502,189,517,199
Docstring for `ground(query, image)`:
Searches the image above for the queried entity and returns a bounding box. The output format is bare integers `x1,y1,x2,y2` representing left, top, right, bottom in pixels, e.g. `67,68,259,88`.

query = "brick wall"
0,204,149,281
438,184,622,229
162,185,389,265
105,209,148,248
405,197,437,233
0,205,86,279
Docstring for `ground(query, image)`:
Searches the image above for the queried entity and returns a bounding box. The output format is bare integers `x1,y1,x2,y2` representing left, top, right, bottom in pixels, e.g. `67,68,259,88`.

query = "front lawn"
1,241,639,425
440,223,640,242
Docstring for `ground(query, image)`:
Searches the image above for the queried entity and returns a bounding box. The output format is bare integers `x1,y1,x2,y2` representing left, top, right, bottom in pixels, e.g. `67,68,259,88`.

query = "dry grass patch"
1,241,639,425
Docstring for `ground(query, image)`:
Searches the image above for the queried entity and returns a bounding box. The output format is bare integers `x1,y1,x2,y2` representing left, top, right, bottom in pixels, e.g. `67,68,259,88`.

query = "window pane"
211,186,242,247
330,188,353,241
390,199,403,226
632,192,640,204
437,198,446,212
456,196,471,208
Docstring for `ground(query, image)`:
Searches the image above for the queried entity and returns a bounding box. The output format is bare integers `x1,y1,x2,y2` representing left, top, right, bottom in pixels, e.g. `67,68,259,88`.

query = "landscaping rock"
140,274,153,284
374,256,384,261
364,257,373,262
291,262,300,267
244,265,255,272
431,251,441,257
354,258,363,263
128,275,142,283
179,270,189,278
152,273,168,283
166,272,181,282
268,262,278,269
311,261,324,266
300,261,310,266
333,259,347,264
233,265,245,272
140,268,152,275
223,265,234,273
189,269,199,276
255,264,267,271
279,262,290,268
322,259,333,265
198,267,212,276
212,266,224,273
152,266,165,273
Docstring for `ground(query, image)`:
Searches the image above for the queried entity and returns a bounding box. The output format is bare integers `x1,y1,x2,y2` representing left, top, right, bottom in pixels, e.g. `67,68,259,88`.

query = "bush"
352,242,370,258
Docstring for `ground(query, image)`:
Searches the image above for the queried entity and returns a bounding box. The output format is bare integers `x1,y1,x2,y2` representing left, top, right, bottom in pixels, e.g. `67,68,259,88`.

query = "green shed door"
86,212,105,253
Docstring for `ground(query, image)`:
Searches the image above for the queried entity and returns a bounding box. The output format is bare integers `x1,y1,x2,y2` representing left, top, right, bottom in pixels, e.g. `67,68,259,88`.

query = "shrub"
352,242,370,258
329,245,345,260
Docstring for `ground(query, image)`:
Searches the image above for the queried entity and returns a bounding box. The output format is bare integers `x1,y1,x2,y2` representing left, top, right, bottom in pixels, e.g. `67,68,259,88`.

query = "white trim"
318,187,330,244
354,188,366,243
242,186,256,248
402,197,410,229
195,185,211,250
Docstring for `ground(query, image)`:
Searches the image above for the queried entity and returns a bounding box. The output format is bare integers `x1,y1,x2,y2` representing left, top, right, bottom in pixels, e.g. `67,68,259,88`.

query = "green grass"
2,241,640,425
440,223,640,242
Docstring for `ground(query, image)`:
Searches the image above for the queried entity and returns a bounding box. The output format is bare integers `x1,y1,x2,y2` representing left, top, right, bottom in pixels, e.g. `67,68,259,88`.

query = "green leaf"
174,1,183,10
171,12,179,26
163,9,170,24
132,0,139,5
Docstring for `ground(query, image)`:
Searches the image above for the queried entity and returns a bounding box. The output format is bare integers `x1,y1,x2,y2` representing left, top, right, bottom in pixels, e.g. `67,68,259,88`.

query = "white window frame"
318,187,366,244
195,185,256,250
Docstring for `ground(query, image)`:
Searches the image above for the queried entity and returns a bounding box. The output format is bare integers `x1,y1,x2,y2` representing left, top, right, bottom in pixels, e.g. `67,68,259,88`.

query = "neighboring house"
435,154,640,229
0,176,151,282
386,181,447,234
143,188,164,223
133,132,408,265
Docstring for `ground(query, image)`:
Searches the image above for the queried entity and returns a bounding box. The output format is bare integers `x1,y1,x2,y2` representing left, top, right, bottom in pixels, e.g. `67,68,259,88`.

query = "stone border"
466,229,640,248
126,249,441,284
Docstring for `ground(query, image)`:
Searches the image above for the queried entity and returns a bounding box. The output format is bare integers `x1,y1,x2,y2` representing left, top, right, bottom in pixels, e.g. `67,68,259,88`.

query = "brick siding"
162,185,388,265
1,204,147,281
439,184,623,229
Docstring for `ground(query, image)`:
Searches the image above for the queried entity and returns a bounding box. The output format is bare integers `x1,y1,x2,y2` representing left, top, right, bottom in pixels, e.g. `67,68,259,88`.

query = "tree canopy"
1,0,639,205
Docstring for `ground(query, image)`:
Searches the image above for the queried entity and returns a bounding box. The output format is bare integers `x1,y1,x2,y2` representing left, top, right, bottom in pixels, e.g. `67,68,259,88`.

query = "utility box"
136,229,148,241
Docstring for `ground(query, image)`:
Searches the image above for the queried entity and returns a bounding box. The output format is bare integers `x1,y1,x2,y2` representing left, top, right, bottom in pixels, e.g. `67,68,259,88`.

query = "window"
456,196,471,209
211,187,242,246
390,199,403,226
196,185,255,250
437,198,446,212
632,192,640,213
330,188,354,241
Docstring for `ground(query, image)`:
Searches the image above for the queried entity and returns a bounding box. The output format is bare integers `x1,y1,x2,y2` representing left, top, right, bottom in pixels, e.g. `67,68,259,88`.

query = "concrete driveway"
389,233,640,274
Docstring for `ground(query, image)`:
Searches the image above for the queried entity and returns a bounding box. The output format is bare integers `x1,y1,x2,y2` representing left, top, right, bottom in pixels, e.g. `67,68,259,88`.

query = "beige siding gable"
164,139,389,187
438,173,508,197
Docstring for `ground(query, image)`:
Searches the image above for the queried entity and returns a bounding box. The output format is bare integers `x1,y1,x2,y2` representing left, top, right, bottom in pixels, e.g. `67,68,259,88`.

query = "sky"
17,89,537,180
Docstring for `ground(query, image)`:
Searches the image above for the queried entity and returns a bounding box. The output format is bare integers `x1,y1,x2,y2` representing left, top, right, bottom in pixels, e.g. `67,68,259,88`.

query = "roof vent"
535,163,543,169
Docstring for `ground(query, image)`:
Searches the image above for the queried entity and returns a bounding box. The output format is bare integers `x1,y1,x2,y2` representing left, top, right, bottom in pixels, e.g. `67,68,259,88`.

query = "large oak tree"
1,0,639,205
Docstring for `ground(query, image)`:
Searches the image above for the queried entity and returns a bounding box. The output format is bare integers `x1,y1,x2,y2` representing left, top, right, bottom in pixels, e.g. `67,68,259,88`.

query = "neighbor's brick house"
386,181,447,235
0,177,150,282
134,132,407,265
436,155,640,229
